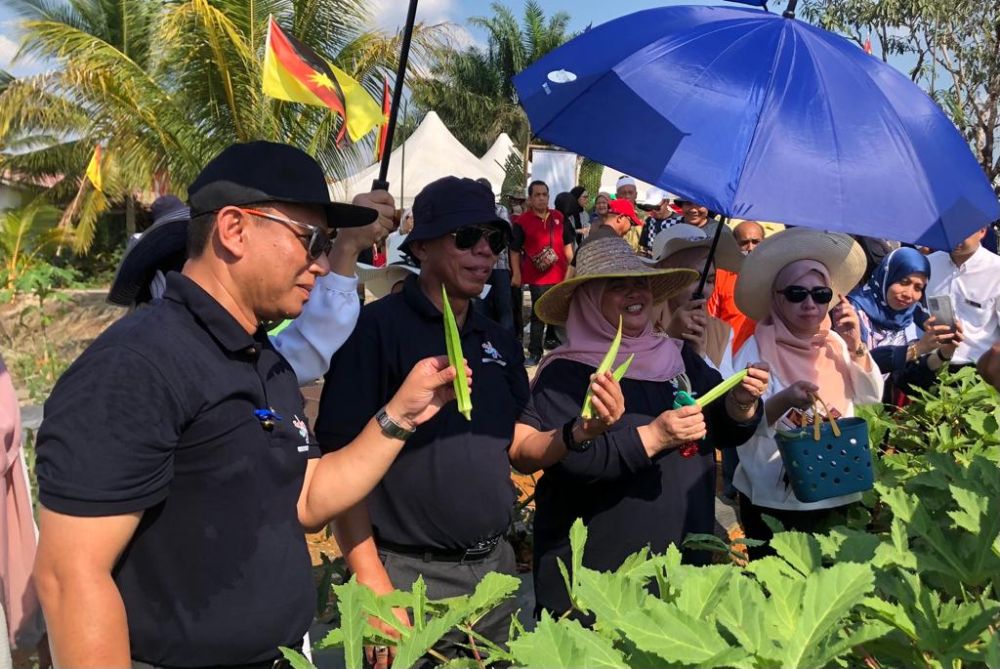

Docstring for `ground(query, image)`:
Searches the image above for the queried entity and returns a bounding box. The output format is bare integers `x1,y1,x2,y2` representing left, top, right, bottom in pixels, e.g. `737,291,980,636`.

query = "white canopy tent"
478,133,519,190
334,111,495,208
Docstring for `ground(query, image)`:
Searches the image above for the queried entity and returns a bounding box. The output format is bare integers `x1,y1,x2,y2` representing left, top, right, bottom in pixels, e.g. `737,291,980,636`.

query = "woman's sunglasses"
775,285,835,304
241,208,332,260
450,225,508,255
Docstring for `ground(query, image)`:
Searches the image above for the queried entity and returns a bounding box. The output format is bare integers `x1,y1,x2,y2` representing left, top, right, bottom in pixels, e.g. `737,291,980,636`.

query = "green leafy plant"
299,369,1000,668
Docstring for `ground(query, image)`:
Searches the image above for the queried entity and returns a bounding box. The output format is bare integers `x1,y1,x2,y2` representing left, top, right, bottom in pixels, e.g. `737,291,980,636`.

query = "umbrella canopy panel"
514,5,999,249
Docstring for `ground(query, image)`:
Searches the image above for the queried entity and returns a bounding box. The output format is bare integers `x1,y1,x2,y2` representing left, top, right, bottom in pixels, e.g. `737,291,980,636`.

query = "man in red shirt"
513,180,572,366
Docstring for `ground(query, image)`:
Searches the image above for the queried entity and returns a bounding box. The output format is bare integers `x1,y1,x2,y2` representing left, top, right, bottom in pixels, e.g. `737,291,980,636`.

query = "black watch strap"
562,418,594,453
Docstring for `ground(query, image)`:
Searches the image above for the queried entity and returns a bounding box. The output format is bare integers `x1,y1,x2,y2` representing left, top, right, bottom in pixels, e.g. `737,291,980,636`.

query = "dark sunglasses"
450,225,507,255
241,208,333,260
776,285,835,304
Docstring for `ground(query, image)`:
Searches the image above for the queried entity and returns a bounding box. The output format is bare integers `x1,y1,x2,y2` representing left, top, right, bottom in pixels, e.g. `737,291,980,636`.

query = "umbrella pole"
372,0,419,192
693,216,727,300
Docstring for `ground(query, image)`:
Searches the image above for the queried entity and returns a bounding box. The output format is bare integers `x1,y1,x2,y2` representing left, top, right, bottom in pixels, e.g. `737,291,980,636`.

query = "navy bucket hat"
400,177,507,255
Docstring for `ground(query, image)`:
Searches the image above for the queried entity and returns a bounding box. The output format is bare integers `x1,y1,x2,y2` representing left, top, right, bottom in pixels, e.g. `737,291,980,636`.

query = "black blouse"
520,345,760,614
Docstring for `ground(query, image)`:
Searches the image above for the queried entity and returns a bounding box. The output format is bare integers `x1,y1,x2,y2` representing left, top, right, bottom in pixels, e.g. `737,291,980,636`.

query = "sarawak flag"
375,76,391,161
85,145,102,192
263,17,381,143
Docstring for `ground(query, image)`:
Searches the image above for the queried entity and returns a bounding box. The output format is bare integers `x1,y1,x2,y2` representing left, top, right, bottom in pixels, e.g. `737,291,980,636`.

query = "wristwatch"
853,342,868,359
562,418,595,453
376,406,415,441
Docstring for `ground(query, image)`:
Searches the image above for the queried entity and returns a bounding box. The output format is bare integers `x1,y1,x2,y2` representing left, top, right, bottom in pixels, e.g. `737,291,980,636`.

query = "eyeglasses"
450,225,508,255
240,208,332,260
775,285,834,304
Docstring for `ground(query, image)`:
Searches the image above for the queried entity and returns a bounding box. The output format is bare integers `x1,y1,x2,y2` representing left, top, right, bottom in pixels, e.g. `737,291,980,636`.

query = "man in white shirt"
926,227,1000,365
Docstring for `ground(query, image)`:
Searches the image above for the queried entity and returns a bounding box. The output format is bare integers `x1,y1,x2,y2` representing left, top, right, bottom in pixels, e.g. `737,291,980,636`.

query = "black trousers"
738,493,850,561
527,284,557,358
378,540,519,669
486,269,516,335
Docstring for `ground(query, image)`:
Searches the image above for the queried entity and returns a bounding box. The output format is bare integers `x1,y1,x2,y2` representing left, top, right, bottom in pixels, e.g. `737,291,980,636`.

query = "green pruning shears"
673,390,701,458
672,369,749,457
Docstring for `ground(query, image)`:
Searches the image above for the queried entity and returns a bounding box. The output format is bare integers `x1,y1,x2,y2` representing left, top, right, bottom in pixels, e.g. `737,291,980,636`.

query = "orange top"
708,268,757,353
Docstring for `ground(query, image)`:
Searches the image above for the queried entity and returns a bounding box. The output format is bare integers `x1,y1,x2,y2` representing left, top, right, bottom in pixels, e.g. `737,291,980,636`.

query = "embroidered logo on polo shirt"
292,415,310,453
481,340,506,366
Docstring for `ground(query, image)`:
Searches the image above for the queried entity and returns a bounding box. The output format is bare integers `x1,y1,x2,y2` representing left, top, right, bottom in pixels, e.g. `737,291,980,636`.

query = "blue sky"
0,0,723,75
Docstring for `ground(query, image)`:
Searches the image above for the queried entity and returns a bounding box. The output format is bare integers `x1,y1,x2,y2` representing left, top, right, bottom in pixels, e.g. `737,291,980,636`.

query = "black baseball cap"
401,176,507,255
187,141,377,229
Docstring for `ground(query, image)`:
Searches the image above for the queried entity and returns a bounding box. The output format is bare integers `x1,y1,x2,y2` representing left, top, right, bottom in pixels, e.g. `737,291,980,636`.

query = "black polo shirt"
316,274,529,550
36,272,318,668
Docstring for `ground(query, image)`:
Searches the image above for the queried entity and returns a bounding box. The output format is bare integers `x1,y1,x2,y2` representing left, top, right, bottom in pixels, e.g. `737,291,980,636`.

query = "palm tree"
410,1,572,155
0,196,67,289
0,0,443,252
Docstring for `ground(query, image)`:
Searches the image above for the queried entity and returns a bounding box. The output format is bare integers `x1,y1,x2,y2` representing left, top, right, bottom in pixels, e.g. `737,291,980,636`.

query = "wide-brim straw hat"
533,235,698,326
357,262,493,301
357,262,420,300
735,228,866,321
645,223,744,272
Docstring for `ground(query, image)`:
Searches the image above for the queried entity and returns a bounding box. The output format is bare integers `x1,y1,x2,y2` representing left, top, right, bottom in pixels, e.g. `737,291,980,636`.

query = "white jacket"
732,335,884,511
272,272,360,385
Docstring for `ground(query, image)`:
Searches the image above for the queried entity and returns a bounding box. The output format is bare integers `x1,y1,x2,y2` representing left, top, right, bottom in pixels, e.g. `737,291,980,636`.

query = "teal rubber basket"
775,408,873,503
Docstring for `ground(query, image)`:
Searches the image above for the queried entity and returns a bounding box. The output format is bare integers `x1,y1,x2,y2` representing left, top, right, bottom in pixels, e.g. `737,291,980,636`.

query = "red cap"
608,198,643,226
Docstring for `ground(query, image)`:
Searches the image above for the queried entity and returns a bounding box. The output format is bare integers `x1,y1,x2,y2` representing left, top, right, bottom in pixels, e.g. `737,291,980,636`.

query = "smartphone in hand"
927,295,956,329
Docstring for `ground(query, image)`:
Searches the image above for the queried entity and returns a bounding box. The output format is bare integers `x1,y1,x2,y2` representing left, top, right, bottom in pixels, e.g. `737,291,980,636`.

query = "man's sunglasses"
450,225,508,255
240,208,332,260
775,285,835,304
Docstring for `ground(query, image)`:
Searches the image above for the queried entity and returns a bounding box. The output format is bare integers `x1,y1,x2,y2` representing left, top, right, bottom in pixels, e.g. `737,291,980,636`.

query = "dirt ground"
1,289,123,403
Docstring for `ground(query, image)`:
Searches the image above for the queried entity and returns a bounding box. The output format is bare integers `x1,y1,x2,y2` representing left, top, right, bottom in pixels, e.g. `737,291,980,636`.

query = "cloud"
0,34,20,66
0,23,46,76
372,0,456,32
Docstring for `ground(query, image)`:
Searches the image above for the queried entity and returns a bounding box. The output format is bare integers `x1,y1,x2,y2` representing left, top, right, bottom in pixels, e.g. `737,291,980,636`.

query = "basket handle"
810,395,842,440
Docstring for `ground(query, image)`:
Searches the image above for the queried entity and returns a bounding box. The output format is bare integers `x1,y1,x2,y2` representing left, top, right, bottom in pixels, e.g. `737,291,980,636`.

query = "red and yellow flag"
262,17,382,143
863,33,873,55
375,76,392,161
85,145,102,192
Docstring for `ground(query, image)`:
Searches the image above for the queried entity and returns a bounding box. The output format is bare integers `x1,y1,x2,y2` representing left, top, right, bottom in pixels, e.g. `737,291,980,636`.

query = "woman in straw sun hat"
731,227,884,559
646,223,744,373
507,235,771,617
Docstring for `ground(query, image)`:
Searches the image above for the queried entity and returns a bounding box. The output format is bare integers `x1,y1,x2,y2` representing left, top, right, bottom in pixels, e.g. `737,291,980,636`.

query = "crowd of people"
2,138,998,668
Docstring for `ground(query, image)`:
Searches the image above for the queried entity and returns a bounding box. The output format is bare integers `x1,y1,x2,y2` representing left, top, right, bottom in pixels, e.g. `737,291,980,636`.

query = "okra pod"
441,285,472,420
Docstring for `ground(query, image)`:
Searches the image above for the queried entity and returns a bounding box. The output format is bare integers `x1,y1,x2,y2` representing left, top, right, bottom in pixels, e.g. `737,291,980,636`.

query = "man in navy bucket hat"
399,176,508,259
316,176,528,668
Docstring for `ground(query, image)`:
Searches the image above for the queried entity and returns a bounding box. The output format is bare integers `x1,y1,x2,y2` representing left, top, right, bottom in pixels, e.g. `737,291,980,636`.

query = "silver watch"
376,406,415,440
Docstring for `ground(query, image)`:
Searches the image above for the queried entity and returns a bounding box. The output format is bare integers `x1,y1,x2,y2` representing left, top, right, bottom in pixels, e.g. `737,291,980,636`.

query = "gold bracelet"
906,344,918,363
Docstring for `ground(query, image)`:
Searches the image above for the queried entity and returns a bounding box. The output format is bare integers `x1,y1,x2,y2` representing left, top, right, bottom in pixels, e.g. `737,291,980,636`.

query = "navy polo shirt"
35,273,319,668
316,274,529,550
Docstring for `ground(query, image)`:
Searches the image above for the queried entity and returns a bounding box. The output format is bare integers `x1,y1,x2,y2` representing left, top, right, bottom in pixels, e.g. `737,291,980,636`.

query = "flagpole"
372,0,418,191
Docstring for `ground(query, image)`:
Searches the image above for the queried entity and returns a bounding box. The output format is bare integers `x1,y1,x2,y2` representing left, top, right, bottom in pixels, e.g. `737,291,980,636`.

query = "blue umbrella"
513,3,999,250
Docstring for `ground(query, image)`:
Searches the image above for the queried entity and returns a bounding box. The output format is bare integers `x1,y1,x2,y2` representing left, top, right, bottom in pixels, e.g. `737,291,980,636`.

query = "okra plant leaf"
783,562,876,668
278,647,316,669
508,612,627,668
333,576,369,669
616,597,732,665
770,531,823,576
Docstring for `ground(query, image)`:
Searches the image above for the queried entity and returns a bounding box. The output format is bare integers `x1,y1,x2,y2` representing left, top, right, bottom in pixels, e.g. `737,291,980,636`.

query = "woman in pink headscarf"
508,236,770,617
732,229,884,559
0,355,43,654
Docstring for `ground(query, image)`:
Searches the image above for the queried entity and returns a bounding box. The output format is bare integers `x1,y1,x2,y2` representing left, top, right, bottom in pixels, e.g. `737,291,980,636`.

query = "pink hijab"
0,356,40,648
535,282,685,383
754,260,853,413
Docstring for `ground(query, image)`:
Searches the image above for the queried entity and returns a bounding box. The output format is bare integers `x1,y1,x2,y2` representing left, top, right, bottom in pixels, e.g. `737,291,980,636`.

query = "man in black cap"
316,176,529,667
33,141,466,668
